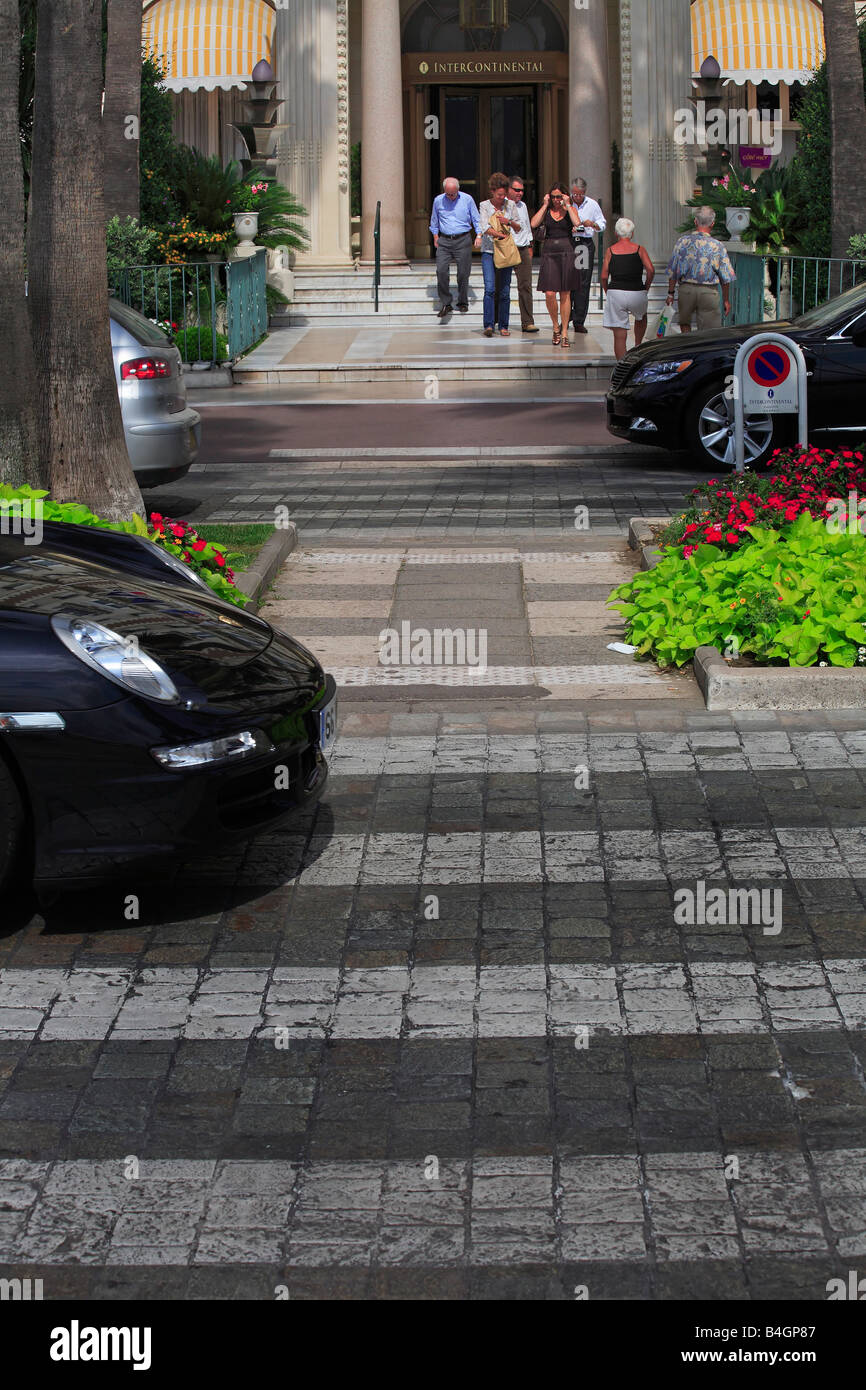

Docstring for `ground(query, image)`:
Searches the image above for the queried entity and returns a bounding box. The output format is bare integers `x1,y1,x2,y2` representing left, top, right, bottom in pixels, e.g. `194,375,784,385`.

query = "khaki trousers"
514,245,535,328
677,282,722,330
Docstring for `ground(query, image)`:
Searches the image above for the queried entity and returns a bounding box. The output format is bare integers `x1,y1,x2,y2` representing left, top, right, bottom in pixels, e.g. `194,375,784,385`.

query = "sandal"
560,333,570,348
552,322,562,346
499,328,511,337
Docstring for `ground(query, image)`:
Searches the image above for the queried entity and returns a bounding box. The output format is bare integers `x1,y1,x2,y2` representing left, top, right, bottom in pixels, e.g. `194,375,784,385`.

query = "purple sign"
739,146,772,170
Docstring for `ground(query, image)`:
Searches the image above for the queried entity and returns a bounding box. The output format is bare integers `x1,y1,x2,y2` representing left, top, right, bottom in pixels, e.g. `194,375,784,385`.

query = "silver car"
110,299,202,488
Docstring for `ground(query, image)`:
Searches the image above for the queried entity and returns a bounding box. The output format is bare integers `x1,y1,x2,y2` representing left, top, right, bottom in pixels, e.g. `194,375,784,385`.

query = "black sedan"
606,281,866,468
0,521,336,892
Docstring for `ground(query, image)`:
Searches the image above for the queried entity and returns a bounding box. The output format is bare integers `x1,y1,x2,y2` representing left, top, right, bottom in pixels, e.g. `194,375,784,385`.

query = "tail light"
121,356,171,380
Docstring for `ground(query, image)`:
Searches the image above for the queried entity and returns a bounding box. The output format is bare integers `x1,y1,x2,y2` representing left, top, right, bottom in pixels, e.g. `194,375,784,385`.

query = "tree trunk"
29,0,143,521
104,0,142,221
0,0,42,486
823,0,866,259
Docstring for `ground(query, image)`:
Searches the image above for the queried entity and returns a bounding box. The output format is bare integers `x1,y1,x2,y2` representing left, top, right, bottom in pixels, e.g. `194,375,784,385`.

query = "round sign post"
732,332,809,474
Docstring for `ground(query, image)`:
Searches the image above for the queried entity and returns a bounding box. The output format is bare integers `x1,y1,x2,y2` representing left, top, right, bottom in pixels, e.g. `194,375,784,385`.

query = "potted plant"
229,180,268,249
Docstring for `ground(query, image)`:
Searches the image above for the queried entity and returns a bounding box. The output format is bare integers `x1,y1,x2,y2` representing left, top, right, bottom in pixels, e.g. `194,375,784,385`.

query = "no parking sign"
732,332,808,473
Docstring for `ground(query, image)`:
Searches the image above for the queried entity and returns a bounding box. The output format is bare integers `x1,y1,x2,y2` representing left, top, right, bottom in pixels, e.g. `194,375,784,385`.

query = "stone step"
234,360,615,384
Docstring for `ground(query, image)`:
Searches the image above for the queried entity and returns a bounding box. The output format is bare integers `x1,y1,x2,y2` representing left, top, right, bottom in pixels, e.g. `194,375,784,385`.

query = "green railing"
110,250,268,366
226,250,268,358
728,251,865,326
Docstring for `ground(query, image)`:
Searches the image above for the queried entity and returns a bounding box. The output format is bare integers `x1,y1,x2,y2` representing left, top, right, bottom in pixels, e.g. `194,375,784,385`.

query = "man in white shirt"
570,177,607,334
507,175,538,334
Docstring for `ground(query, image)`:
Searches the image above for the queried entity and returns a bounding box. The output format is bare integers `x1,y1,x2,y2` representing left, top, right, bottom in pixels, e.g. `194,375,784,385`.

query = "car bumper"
605,391,673,446
14,673,337,887
125,407,201,486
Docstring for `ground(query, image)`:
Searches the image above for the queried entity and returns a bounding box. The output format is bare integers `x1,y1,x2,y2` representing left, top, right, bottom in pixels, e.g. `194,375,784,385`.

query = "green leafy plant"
174,150,241,233
609,514,866,669
140,54,186,228
0,485,249,608
106,217,161,282
229,174,310,253
172,327,229,362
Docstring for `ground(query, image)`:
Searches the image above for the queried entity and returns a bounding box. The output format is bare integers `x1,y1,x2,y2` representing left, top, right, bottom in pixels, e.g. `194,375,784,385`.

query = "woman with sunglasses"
530,183,583,347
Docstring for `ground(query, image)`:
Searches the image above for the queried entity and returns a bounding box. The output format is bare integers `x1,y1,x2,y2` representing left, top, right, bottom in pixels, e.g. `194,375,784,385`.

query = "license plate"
317,693,338,758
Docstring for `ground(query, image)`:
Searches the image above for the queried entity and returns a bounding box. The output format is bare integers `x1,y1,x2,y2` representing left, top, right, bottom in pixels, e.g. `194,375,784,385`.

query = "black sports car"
0,521,336,892
606,282,866,469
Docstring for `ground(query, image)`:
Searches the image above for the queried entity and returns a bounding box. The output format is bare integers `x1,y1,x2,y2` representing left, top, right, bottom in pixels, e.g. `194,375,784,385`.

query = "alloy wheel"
697,389,774,467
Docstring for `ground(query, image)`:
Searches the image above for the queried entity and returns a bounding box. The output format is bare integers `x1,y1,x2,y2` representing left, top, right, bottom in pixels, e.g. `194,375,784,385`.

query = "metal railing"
373,200,381,312
110,251,268,366
226,250,268,359
729,251,865,326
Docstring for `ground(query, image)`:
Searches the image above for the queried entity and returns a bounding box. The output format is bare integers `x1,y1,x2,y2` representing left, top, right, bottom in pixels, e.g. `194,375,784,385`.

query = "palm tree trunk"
823,0,866,259
29,0,143,521
104,0,142,221
0,0,42,486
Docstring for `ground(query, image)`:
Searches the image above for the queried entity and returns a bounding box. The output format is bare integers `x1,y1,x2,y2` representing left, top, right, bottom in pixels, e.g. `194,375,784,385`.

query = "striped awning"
691,0,825,85
142,0,275,93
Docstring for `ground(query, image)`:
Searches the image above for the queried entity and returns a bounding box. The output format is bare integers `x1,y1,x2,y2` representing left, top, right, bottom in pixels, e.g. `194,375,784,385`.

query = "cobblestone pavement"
2,451,866,1302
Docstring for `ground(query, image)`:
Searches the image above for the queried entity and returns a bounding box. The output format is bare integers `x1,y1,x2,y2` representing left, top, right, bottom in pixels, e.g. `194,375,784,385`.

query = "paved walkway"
3,447,865,1303
234,321,620,384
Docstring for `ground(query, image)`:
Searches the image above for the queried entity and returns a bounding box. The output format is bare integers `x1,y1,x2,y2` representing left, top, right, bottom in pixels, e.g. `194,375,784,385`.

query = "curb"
235,524,297,612
182,366,234,388
628,515,670,571
694,644,866,711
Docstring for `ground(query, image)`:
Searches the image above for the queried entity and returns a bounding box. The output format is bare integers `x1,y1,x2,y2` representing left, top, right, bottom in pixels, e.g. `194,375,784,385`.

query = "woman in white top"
479,172,521,337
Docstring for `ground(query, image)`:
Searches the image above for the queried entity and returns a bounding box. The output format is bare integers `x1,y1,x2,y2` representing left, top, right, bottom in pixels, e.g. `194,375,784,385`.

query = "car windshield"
109,298,170,347
794,281,866,331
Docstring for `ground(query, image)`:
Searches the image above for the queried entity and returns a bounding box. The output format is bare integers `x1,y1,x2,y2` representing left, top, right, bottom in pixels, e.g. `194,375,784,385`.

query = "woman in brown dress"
530,183,583,346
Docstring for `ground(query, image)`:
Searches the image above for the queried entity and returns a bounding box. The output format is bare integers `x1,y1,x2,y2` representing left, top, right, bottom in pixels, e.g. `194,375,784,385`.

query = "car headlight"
51,615,180,703
632,359,694,383
138,539,210,591
151,729,274,769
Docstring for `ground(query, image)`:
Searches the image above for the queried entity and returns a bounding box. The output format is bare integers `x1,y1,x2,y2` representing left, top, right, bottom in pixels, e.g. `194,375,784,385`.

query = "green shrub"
172,326,229,362
788,17,866,259
609,514,866,669
106,217,161,281
0,485,248,608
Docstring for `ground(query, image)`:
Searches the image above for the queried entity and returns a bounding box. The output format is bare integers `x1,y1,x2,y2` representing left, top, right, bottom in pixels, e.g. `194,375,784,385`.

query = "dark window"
403,0,566,53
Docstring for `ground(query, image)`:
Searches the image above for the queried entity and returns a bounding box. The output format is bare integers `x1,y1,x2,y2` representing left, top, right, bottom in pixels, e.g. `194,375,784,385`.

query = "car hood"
0,540,321,697
626,320,800,364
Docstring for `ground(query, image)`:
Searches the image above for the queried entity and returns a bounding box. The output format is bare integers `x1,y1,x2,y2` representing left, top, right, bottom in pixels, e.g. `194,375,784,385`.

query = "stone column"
619,0,695,262
569,0,612,227
272,0,352,267
360,0,407,262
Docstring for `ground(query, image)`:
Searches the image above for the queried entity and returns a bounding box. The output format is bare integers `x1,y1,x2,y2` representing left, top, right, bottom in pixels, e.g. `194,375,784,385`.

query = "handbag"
491,212,521,269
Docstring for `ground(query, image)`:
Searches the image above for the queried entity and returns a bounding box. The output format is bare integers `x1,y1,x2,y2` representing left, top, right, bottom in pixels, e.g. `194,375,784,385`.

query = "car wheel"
686,379,781,470
0,755,24,895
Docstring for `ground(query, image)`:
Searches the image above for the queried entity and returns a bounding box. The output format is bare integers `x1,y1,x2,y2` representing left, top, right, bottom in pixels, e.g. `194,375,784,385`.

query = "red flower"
192,539,207,552
150,513,163,523
214,552,226,567
171,524,185,539
726,532,739,544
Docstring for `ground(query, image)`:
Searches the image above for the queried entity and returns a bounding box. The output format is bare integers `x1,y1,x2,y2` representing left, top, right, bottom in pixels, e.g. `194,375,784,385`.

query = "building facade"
142,0,826,265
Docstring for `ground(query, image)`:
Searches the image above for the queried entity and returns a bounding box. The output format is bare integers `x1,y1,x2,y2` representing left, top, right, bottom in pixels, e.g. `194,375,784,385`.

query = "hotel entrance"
402,52,569,257
437,87,538,211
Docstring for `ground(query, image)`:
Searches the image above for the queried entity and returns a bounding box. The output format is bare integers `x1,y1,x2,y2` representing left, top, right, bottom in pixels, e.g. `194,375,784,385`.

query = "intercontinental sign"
403,52,567,83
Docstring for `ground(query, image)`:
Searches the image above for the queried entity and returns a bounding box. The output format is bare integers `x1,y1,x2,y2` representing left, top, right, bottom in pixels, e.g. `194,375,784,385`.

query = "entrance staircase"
272,260,670,331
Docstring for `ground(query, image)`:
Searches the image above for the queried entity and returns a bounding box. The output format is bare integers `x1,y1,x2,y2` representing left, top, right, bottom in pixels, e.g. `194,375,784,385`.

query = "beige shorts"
678,282,722,329
603,289,649,329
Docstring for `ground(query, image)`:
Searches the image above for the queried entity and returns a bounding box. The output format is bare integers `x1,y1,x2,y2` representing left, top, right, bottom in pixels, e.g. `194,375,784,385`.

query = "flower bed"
609,448,866,670
658,447,866,556
0,486,248,609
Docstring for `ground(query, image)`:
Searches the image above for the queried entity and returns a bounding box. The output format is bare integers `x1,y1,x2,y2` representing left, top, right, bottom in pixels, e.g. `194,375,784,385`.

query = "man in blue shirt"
430,177,482,319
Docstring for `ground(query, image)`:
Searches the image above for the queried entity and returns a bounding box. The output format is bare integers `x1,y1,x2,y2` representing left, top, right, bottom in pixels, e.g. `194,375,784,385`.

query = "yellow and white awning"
691,0,825,85
142,0,275,93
